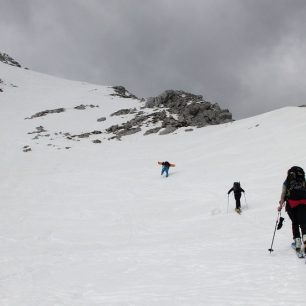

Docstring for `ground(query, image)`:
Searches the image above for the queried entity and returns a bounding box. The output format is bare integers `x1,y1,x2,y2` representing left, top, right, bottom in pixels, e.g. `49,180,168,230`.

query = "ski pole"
268,211,281,253
227,194,229,214
243,193,248,209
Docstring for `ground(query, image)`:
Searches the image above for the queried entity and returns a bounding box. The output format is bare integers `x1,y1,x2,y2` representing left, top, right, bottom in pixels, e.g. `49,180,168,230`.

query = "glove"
277,217,285,230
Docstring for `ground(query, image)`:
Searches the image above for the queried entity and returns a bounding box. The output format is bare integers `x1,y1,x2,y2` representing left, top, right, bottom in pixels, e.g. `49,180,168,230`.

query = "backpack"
163,161,170,168
233,182,240,191
285,166,306,207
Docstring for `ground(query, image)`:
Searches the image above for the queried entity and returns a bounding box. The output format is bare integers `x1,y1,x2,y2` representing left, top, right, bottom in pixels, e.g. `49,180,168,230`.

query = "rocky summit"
106,89,233,138
146,90,232,128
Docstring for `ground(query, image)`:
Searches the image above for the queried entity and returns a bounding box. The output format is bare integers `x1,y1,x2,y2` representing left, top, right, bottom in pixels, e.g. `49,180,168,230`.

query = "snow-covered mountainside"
0,58,232,154
1,59,306,305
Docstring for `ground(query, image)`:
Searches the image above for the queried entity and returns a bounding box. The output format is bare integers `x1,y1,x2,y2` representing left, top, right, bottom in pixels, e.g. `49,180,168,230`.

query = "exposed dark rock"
74,104,99,110
159,126,178,135
26,108,65,119
217,110,232,121
111,108,137,116
71,130,102,139
74,104,86,110
144,127,162,135
111,86,138,99
106,125,120,133
0,52,22,68
116,127,141,137
146,90,203,109
145,90,232,129
22,145,31,152
97,117,106,122
27,126,47,134
92,139,102,143
108,135,121,141
75,132,91,138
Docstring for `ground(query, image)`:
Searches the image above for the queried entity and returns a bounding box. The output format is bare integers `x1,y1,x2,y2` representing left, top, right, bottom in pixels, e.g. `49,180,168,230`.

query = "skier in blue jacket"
161,161,171,177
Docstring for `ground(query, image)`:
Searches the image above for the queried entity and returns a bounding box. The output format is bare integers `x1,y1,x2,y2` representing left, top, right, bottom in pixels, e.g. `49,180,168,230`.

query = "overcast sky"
1,0,306,118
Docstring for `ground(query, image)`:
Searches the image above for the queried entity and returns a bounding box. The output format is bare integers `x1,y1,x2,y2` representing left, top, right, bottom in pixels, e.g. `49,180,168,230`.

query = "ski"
291,242,305,258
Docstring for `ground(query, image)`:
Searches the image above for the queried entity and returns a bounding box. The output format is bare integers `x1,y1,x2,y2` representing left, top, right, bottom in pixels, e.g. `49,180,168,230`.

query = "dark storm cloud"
1,0,306,118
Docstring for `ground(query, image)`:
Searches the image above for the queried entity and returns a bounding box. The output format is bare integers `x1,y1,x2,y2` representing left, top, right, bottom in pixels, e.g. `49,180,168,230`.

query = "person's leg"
165,168,169,177
296,205,306,249
286,203,301,240
161,166,165,175
235,196,241,209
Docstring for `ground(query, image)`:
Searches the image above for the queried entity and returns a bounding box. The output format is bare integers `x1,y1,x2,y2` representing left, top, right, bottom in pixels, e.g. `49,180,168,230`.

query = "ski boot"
294,238,304,258
303,234,306,256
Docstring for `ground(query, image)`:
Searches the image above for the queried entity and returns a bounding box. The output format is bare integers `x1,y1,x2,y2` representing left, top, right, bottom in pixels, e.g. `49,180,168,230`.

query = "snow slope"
1,62,306,305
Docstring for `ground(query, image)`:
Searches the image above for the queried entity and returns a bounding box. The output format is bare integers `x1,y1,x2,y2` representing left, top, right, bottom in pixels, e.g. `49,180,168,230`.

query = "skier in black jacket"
278,166,306,254
228,182,245,213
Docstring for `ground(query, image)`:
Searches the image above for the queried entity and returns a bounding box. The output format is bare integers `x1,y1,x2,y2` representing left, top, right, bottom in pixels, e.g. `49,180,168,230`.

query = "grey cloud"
1,0,306,118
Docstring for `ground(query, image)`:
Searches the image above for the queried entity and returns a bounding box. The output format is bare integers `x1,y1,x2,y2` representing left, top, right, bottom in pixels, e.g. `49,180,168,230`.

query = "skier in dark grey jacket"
228,182,245,213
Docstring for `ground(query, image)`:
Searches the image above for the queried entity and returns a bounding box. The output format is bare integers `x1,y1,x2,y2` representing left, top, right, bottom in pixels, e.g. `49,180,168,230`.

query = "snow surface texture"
1,62,306,306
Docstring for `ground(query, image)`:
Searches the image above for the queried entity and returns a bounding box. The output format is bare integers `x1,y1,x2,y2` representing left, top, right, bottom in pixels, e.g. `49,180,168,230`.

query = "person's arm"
228,188,233,194
278,184,287,211
240,188,245,193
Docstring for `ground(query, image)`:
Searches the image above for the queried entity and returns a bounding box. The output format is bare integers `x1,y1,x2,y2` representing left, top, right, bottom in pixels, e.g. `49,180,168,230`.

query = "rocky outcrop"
27,126,47,134
0,52,22,68
144,127,162,136
146,90,232,128
22,145,32,152
26,104,100,120
105,90,233,138
106,110,166,138
92,139,102,144
74,104,99,110
26,108,65,119
97,117,106,122
110,108,137,116
111,86,138,99
70,130,102,139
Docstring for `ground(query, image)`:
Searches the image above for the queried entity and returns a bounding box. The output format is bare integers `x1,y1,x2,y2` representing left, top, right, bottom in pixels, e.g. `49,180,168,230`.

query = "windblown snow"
0,62,306,306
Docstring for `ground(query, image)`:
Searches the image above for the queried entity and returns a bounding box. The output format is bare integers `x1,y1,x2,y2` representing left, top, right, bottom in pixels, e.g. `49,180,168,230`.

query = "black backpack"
163,161,170,168
286,166,306,199
233,182,240,191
